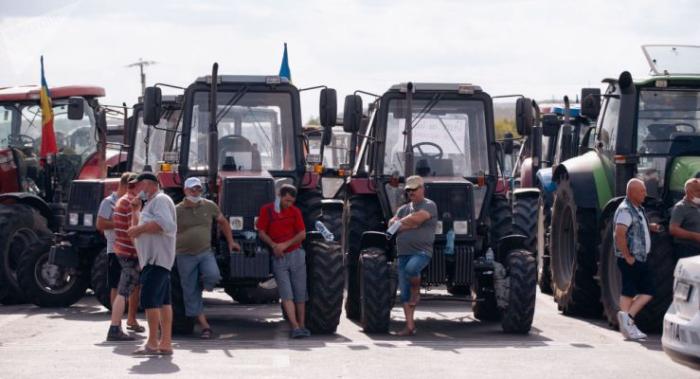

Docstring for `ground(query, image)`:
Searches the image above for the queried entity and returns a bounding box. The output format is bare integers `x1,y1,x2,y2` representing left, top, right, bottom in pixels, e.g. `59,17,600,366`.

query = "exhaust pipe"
208,62,219,202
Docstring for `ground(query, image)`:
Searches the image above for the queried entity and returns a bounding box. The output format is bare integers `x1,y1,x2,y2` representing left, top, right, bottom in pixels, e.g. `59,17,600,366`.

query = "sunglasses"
405,186,421,194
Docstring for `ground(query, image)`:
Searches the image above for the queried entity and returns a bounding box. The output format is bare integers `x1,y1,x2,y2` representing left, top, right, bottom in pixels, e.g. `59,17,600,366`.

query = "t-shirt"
113,193,137,259
176,199,220,255
395,198,438,257
256,203,305,253
670,199,700,247
615,204,651,255
134,192,177,270
97,192,118,254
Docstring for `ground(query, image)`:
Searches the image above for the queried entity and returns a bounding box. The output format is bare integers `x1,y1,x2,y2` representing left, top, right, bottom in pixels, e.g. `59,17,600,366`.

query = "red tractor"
0,85,128,306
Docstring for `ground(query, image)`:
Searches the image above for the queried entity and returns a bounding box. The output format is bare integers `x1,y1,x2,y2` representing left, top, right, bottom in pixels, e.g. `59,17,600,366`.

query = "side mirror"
67,97,85,120
503,132,514,154
541,113,562,137
319,88,337,128
143,86,162,126
581,88,601,119
515,97,534,136
343,95,362,133
322,127,332,146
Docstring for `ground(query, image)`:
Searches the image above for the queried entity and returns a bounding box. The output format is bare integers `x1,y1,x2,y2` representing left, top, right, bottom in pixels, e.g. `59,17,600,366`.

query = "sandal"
393,328,417,337
133,346,160,356
127,324,146,333
200,328,213,339
158,349,174,356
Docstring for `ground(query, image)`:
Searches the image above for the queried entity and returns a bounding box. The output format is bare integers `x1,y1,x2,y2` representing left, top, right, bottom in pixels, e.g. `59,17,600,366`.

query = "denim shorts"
398,252,431,304
176,251,221,317
272,248,307,303
139,264,171,309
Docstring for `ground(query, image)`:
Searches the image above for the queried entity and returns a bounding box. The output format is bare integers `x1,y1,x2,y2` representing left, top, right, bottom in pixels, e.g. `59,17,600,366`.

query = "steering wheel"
8,134,35,147
412,142,443,159
672,123,696,133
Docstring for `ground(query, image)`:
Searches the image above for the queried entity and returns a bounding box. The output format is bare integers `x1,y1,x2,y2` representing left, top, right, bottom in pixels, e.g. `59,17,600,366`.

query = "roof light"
655,79,668,88
458,84,475,94
266,76,282,85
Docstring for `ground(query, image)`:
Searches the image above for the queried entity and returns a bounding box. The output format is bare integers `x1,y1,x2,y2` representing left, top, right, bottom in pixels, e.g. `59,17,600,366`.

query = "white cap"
184,177,202,189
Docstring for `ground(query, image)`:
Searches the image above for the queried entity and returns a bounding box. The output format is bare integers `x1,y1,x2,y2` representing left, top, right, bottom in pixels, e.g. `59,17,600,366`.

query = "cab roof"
0,85,105,102
194,75,291,86
388,82,483,93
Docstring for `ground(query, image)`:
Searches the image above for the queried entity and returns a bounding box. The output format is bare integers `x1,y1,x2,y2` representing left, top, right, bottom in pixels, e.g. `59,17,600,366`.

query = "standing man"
176,177,240,339
613,178,660,340
257,184,309,339
96,173,127,306
669,178,700,258
388,175,437,337
128,172,177,355
105,172,144,341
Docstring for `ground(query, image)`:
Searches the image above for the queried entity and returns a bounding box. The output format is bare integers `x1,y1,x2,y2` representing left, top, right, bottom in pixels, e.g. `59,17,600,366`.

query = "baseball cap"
129,172,158,184
405,175,424,190
184,177,203,189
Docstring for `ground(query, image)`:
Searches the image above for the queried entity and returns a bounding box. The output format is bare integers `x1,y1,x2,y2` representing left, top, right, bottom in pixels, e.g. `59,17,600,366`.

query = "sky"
1,0,699,121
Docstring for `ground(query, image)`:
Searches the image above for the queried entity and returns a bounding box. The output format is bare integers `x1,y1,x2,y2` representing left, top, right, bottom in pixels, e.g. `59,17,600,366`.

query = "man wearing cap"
176,177,240,339
388,175,438,336
127,172,177,355
670,178,700,258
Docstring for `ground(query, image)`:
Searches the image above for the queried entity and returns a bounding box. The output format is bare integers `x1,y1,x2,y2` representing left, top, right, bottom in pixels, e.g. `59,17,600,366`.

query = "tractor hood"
668,156,700,193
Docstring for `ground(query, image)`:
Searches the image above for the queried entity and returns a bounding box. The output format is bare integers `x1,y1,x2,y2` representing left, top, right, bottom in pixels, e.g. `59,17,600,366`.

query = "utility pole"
126,58,157,96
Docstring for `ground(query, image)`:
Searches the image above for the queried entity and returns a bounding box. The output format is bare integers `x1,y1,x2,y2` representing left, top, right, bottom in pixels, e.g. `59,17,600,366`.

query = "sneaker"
301,327,311,337
628,324,647,340
617,311,631,338
260,278,277,290
107,330,136,342
290,328,306,339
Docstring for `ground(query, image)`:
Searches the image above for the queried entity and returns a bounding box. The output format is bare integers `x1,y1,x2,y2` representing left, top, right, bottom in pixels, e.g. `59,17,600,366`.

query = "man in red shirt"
257,184,308,338
106,173,144,341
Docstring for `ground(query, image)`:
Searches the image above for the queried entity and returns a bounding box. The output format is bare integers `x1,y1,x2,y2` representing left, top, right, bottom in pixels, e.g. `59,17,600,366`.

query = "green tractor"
549,45,699,331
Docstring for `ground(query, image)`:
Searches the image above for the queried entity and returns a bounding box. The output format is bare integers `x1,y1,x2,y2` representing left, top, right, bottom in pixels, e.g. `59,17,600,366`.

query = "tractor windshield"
189,91,295,171
0,105,17,148
383,97,489,177
132,108,181,173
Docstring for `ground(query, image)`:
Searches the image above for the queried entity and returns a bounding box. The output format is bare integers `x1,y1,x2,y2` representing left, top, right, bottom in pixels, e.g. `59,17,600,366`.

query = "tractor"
140,64,345,334
0,85,127,306
548,45,699,331
341,82,538,334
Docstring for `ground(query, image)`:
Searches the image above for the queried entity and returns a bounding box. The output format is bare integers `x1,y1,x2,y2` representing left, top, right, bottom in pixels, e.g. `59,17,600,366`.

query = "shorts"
398,252,431,304
107,253,122,290
117,257,140,298
272,248,307,302
617,258,655,297
139,264,171,309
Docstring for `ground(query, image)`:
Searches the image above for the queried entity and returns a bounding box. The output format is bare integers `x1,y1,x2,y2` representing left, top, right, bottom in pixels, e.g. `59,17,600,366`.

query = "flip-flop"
200,328,213,339
133,346,160,356
127,324,146,333
158,349,174,356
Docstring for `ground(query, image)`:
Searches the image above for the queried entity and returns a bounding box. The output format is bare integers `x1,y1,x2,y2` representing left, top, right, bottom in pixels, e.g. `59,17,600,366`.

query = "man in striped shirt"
106,173,144,341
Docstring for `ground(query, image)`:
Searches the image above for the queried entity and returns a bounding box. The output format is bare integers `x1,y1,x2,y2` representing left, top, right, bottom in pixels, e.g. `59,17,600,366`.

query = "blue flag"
279,43,291,81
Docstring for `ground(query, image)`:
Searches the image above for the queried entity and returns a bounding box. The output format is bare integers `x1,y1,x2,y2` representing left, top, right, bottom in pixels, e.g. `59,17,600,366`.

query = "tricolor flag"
279,43,291,82
39,55,58,159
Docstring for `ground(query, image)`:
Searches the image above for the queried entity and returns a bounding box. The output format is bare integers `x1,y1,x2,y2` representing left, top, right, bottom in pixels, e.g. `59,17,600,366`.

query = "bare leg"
619,296,633,313
110,289,118,306
398,303,416,335
628,295,653,318
408,277,421,306
126,286,140,326
282,300,300,329
197,313,210,330
110,295,127,326
159,305,173,351
144,308,161,349
295,302,306,329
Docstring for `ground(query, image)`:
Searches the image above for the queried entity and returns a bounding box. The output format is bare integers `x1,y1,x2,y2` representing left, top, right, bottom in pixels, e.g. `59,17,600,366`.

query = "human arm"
128,196,176,238
614,224,635,265
669,223,700,243
96,198,115,232
399,210,432,230
96,217,114,232
216,212,240,251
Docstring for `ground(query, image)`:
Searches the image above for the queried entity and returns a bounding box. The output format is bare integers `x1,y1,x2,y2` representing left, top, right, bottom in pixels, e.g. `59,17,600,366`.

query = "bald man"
669,178,700,258
613,178,660,340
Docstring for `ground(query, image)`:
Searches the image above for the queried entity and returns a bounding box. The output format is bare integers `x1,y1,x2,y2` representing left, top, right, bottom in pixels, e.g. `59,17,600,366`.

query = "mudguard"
600,196,625,224
321,199,343,214
360,231,392,257
0,193,55,229
520,157,534,188
496,234,530,262
553,151,613,210
513,188,540,199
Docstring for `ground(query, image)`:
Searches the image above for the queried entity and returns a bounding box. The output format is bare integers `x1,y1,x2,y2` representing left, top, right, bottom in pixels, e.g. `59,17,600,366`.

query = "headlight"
254,216,259,230
83,213,93,227
69,213,79,226
229,216,244,231
435,221,443,235
454,220,469,235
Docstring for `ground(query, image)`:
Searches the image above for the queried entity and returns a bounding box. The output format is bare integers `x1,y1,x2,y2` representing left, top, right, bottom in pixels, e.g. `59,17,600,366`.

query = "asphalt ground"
0,289,696,378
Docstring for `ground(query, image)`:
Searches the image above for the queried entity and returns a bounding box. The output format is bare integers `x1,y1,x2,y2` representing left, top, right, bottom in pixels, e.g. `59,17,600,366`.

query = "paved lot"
0,289,696,378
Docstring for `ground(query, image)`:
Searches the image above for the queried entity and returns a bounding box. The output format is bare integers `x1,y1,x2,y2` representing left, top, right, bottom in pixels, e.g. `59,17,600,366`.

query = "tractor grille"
423,244,474,286
220,177,275,230
65,181,104,231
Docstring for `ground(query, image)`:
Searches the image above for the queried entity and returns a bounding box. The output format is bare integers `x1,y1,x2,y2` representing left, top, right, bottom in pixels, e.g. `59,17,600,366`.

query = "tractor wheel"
359,248,392,333
343,195,383,320
171,264,195,335
537,196,553,294
489,195,513,244
225,284,280,304
598,216,675,333
296,189,323,232
512,194,538,253
90,248,112,310
17,241,89,308
0,204,46,304
472,291,500,322
550,178,601,316
305,239,344,334
321,205,343,241
501,250,537,333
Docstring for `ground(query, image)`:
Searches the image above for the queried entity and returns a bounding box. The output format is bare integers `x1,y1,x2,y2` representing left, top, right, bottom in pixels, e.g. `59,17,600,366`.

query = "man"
104,172,144,341
96,173,126,306
669,178,700,258
613,178,660,340
127,172,177,355
388,175,437,337
176,177,240,339
257,184,309,339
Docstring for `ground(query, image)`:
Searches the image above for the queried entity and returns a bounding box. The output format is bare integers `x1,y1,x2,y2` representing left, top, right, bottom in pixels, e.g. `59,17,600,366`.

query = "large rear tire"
501,250,537,334
343,195,383,320
0,204,45,304
359,248,392,333
90,248,112,310
598,215,675,333
550,178,601,316
305,239,344,334
297,189,323,232
537,197,553,294
512,195,538,253
321,205,343,242
489,195,512,244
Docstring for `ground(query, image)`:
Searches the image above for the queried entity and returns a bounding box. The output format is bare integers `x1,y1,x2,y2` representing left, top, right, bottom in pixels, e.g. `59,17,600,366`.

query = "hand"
624,255,635,266
130,197,142,210
649,223,662,233
229,240,241,252
272,243,286,257
127,226,142,238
